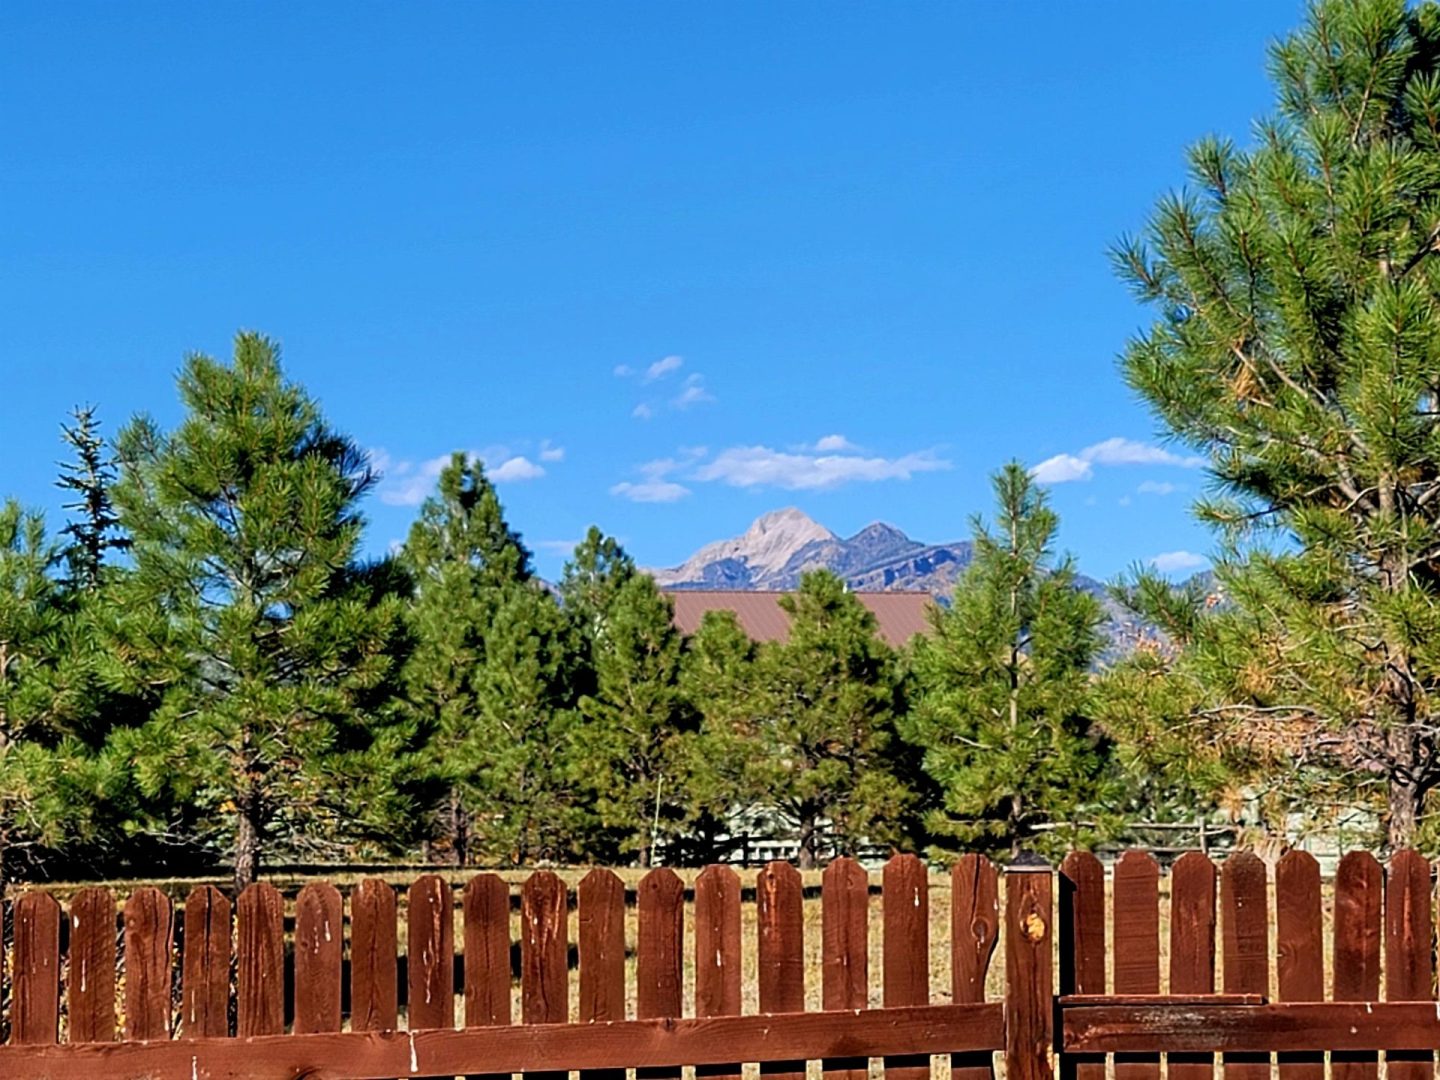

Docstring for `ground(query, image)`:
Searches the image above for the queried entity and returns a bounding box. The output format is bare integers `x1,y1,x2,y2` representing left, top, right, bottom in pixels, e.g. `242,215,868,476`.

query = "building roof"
666,590,936,647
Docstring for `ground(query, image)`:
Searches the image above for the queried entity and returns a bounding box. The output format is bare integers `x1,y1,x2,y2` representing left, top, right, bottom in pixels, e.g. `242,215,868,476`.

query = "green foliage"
107,332,411,889
905,464,1113,859
1112,0,1440,847
55,406,129,592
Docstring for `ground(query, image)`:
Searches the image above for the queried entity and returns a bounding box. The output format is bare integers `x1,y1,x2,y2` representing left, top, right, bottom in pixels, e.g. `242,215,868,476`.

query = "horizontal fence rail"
3,849,1440,1079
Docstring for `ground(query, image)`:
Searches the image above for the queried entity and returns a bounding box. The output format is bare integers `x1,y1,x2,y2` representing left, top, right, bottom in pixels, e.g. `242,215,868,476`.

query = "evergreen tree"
399,452,536,864
55,406,129,591
573,572,689,865
108,332,408,890
904,464,1112,859
754,569,912,868
559,527,637,663
1112,0,1440,847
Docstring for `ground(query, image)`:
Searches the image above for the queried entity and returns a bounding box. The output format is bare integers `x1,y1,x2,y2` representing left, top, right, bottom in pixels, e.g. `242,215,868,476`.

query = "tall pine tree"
55,406,129,591
905,464,1112,859
1112,0,1440,847
109,332,409,890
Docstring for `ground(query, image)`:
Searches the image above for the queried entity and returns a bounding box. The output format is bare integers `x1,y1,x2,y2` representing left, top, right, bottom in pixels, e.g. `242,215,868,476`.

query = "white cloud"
1138,480,1179,496
537,538,582,555
693,445,950,491
539,439,565,463
672,374,714,409
814,434,858,452
489,456,545,482
611,479,692,503
613,364,634,377
1150,550,1208,573
644,355,684,382
1030,453,1093,484
632,403,654,420
1031,437,1206,484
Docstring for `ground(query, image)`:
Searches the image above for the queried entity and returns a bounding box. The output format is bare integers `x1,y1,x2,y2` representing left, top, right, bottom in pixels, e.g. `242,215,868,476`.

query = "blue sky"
2,3,1301,581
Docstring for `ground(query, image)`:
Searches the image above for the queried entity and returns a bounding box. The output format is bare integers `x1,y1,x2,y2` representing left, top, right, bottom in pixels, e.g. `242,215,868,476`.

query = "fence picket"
295,883,343,1034
1332,851,1381,1080
579,868,625,1080
522,871,569,1080
952,854,998,1080
1275,851,1323,1080
694,864,741,1080
124,887,174,1041
1059,852,1104,1080
1167,852,1217,1080
68,887,116,1044
1113,852,1160,1080
759,862,806,1080
407,875,454,1031
1221,852,1269,1080
1385,849,1433,1080
462,873,511,1080
11,892,60,1046
350,878,398,1033
822,857,869,1080
883,853,930,1080
237,883,284,1037
1004,862,1052,1080
182,886,231,1039
639,867,685,1080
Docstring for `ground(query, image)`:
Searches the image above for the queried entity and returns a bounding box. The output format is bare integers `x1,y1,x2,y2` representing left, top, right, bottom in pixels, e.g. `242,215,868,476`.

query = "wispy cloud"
1137,480,1180,496
644,354,684,382
696,442,948,492
537,538,582,555
632,403,655,420
1031,437,1206,484
672,374,714,409
372,446,548,506
1149,550,1208,573
538,439,565,463
813,434,858,452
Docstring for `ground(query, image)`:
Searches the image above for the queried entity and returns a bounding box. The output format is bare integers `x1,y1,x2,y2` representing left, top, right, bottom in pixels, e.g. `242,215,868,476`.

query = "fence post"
1005,857,1054,1080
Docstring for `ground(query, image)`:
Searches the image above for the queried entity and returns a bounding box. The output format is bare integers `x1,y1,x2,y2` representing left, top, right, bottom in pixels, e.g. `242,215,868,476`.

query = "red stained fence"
0,850,1437,1080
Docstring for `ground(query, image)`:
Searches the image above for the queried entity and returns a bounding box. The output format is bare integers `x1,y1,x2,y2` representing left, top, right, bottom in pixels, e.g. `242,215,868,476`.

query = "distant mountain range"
649,507,1160,653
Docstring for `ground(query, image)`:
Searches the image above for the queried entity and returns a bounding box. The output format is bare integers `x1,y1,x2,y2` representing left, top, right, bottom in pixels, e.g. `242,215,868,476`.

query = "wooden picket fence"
1,849,1440,1080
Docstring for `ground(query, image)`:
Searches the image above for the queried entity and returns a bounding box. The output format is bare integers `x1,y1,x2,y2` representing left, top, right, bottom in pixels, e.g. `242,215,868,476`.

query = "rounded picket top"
642,864,685,903
1171,849,1217,881
580,865,624,896
1115,847,1160,878
823,855,867,890
759,858,802,893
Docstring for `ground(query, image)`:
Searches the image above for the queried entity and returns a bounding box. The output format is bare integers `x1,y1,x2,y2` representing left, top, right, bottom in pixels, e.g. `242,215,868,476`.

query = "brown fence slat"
883,853,930,1080
693,864,740,1080
822,857,869,1080
350,878,398,1033
1059,852,1104,1080
522,870,569,1080
759,861,806,1080
1113,851,1160,1080
640,866,686,1080
1332,850,1381,1080
124,887,174,1041
407,874,455,1031
0,1001,1006,1080
68,887,117,1044
1168,852,1217,1080
1275,851,1323,1080
1386,849,1433,1080
237,883,284,1037
12,892,60,1045
1221,852,1268,1080
295,883,343,1034
1004,863,1052,1080
579,868,626,1080
182,886,231,1038
952,854,998,1080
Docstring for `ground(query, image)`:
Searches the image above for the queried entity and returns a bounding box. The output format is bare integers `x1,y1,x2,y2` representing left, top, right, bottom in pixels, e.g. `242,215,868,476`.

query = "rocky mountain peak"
651,507,834,588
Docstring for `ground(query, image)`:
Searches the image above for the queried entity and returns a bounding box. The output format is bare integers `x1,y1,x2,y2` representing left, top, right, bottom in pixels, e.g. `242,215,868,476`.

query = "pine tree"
399,452,536,864
755,569,912,868
559,527,637,663
55,406,129,591
904,464,1112,859
107,332,408,891
1112,0,1440,847
573,571,689,865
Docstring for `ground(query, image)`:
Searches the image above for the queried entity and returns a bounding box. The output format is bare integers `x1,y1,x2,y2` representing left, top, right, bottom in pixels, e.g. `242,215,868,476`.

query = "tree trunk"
234,795,262,894
450,789,469,868
797,815,818,870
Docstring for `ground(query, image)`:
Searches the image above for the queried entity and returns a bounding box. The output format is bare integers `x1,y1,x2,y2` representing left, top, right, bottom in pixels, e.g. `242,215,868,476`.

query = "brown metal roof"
666,590,936,647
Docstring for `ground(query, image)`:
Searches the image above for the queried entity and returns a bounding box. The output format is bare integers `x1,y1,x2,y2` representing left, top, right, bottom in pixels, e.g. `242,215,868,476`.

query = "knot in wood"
1021,912,1047,943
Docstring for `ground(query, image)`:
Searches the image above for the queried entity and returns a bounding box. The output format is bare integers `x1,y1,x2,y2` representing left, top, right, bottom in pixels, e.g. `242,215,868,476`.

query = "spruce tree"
904,464,1112,859
573,571,689,865
1112,0,1440,847
399,452,536,864
55,406,129,591
108,332,408,890
755,569,912,868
